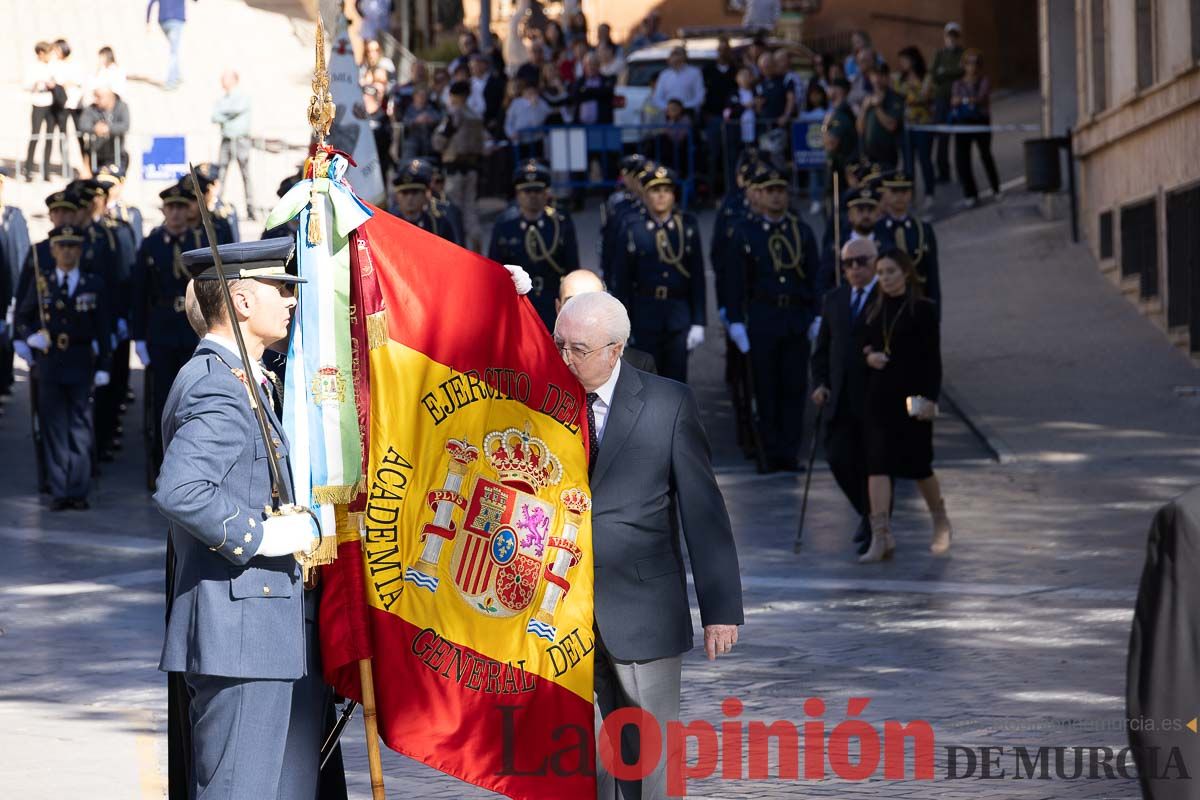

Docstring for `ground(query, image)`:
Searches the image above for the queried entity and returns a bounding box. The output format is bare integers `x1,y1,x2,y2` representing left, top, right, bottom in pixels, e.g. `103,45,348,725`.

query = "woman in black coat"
859,248,953,562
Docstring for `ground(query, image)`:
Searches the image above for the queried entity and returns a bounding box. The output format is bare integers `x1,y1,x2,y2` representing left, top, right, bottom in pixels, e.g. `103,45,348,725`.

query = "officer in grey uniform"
155,238,325,800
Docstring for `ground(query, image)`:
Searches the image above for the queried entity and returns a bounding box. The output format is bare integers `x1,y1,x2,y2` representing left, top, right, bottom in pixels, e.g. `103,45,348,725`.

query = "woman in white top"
84,47,128,101
53,39,87,177
23,41,58,180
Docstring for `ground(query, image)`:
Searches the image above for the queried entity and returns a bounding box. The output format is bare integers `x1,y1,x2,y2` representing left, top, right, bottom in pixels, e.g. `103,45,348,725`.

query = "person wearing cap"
856,61,905,172
389,159,460,245
487,160,580,330
185,170,236,245
598,155,648,279
932,22,965,183
15,224,111,510
723,165,821,472
874,170,940,311
196,162,242,242
433,80,485,251
155,237,328,800
811,236,881,555
428,163,466,247
820,186,879,295
131,183,207,485
610,165,705,384
98,164,144,249
822,77,859,196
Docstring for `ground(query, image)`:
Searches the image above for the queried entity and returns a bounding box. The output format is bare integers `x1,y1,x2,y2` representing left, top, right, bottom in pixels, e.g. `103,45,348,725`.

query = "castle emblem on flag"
310,364,348,407
406,423,588,635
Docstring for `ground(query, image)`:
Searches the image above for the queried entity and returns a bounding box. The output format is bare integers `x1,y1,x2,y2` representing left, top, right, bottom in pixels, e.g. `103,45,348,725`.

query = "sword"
187,163,293,511
320,701,358,771
793,405,824,553
832,172,842,288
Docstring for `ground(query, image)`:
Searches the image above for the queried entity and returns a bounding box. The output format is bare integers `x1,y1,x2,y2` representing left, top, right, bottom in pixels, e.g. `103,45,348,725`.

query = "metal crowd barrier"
511,123,697,208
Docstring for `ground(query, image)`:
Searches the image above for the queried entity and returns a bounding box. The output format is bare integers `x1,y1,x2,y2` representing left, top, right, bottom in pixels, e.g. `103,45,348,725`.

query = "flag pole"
309,19,386,798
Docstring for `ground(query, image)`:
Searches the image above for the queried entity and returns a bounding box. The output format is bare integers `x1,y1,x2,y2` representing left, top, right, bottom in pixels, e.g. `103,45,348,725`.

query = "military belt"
752,292,810,309
637,285,688,301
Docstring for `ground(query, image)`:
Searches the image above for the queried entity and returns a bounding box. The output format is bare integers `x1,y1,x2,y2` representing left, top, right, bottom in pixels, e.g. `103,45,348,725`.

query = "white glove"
808,316,823,342
13,341,32,363
94,370,111,387
116,318,129,340
26,331,49,352
257,508,319,558
729,322,750,354
686,324,705,351
135,340,151,367
503,263,532,296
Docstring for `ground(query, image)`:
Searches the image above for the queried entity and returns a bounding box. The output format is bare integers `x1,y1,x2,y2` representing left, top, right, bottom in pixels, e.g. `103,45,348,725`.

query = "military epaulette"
545,205,556,217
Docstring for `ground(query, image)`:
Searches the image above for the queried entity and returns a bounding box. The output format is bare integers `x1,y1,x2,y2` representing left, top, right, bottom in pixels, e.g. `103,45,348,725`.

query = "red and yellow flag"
319,208,596,798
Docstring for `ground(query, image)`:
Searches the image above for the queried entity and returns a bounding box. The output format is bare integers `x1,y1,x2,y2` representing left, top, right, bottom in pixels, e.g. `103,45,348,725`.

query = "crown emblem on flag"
559,487,591,515
484,423,563,494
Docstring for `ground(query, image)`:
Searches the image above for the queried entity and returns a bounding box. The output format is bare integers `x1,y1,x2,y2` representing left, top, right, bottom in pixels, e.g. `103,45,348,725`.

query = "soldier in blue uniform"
197,162,242,243
723,166,821,471
487,160,579,331
597,155,646,274
389,159,460,245
156,238,328,800
610,165,706,384
98,164,142,432
428,161,466,246
132,184,207,485
15,225,111,509
181,173,235,245
873,170,940,311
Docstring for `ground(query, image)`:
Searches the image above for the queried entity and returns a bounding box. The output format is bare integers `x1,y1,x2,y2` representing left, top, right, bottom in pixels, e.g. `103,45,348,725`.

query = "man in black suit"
555,268,656,374
811,237,879,553
554,291,742,799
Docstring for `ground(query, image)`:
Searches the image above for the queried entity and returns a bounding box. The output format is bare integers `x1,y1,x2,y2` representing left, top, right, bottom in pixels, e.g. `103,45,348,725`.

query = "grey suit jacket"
155,338,307,680
591,366,744,661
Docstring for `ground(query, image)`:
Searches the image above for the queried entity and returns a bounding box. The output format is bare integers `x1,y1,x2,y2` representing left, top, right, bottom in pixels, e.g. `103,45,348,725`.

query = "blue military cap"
881,170,914,190
846,187,879,208
45,190,79,212
160,183,198,205
181,238,307,283
619,154,647,177
48,225,86,246
393,158,433,191
72,178,108,199
750,165,788,190
513,159,550,191
193,163,221,192
95,163,126,185
641,164,679,191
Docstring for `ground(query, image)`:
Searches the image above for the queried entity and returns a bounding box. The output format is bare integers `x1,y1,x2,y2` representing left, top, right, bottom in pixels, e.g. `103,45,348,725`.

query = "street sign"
142,136,188,181
792,116,825,169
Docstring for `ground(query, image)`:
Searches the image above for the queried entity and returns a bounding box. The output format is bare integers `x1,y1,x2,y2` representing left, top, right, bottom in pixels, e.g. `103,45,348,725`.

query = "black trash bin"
1025,137,1064,192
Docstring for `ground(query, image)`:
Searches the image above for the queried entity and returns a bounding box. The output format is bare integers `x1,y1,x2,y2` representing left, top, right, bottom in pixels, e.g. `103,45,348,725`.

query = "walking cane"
742,356,770,474
793,405,824,552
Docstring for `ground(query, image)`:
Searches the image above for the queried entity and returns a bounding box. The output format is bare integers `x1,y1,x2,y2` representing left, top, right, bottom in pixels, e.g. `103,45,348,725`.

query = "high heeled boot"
858,512,895,564
930,498,953,555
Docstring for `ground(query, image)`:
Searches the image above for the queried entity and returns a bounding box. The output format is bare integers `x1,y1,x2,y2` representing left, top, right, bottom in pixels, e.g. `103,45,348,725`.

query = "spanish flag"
319,207,596,798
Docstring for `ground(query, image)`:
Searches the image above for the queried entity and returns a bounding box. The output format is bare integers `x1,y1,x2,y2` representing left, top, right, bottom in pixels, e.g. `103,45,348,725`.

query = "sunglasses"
843,255,874,268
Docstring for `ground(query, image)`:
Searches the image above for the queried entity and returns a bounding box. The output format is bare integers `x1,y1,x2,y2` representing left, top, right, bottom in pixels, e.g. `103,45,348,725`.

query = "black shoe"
50,498,71,511
70,498,90,510
856,536,872,556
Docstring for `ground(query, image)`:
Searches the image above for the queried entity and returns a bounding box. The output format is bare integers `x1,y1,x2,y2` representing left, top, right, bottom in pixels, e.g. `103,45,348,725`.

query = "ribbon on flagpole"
266,149,373,563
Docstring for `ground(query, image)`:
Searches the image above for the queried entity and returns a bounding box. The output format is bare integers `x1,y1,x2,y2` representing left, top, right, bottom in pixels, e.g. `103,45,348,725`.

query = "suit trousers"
594,638,682,800
748,320,810,462
184,617,323,800
39,379,92,500
824,405,868,518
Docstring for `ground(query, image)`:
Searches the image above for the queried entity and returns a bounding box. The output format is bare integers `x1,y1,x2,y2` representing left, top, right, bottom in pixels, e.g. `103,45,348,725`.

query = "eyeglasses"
554,340,616,360
843,255,874,268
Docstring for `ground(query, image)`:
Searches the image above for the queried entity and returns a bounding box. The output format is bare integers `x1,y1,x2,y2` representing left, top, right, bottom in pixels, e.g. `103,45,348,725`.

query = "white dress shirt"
651,65,706,112
57,267,80,296
590,358,621,443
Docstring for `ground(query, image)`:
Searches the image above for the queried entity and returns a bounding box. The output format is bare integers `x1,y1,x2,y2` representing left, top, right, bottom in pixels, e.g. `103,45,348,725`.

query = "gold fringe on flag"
313,483,359,506
366,310,389,350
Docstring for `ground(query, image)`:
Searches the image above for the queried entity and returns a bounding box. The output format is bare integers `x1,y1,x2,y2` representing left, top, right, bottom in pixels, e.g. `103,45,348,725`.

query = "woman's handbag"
906,396,939,420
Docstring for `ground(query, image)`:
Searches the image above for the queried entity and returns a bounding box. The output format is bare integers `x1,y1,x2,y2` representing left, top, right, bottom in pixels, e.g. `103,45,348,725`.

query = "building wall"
1070,0,1200,352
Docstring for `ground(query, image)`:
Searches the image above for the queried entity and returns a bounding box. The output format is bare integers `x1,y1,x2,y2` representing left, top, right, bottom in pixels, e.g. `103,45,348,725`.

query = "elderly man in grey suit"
554,291,744,800
154,238,326,800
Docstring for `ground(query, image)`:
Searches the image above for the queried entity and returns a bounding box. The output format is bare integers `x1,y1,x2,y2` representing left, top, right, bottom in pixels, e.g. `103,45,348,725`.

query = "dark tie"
851,289,863,321
586,392,600,476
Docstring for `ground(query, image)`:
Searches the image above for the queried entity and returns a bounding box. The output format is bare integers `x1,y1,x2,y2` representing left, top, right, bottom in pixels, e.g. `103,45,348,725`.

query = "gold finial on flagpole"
308,20,335,146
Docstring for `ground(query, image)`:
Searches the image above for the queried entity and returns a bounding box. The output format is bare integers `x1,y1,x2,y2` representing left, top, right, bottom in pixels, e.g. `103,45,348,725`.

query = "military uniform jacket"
875,215,940,307
83,220,123,325
155,338,306,680
487,207,579,323
724,212,821,325
16,266,112,384
394,208,460,246
612,211,706,334
130,226,207,348
213,200,240,243
598,194,641,283
432,196,464,245
709,191,749,309
109,202,144,251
